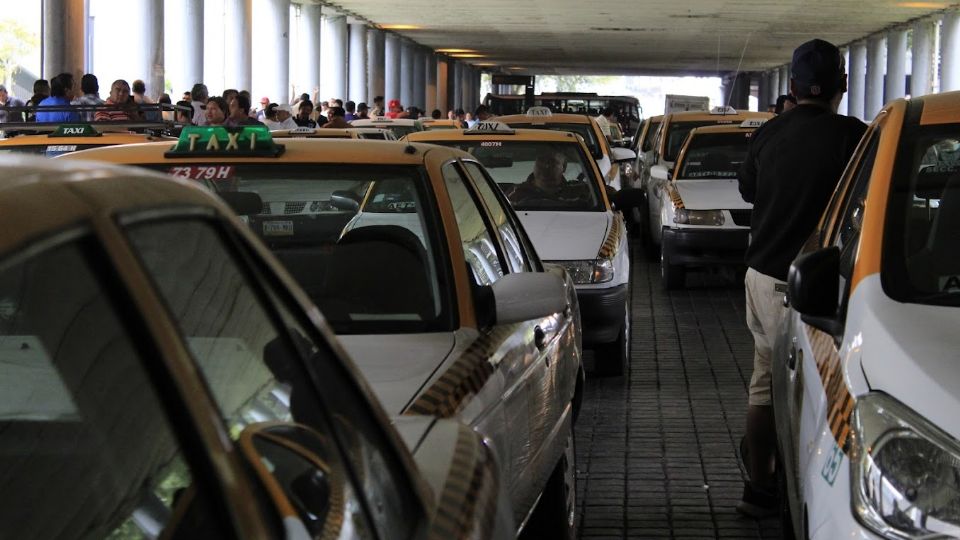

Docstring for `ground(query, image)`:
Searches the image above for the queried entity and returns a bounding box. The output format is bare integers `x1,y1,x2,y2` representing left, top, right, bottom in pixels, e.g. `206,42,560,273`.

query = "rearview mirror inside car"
330,190,361,211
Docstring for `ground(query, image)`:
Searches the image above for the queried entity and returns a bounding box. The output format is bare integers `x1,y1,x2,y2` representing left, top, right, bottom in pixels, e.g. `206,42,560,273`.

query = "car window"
677,132,752,179
461,160,530,273
151,163,454,335
665,120,718,162
125,218,419,540
833,133,879,289
642,120,661,152
442,163,506,285
0,235,227,539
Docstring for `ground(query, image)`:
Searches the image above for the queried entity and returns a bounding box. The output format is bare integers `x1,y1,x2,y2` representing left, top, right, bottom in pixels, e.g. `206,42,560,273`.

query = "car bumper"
576,284,628,345
661,226,749,266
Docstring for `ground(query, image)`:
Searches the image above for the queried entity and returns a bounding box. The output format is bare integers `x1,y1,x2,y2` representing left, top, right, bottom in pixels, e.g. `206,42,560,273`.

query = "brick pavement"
574,245,783,540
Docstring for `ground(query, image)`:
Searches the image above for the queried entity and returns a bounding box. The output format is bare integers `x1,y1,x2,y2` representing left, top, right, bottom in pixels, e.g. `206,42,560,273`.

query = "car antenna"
724,31,754,112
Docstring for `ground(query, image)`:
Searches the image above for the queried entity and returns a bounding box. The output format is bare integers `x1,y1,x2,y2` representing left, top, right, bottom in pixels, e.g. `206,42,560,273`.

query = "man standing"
0,85,25,123
594,107,616,142
36,73,80,123
735,39,867,518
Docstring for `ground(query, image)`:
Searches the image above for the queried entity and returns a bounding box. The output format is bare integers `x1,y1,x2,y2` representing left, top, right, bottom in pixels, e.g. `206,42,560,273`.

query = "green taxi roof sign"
165,125,285,158
50,124,101,138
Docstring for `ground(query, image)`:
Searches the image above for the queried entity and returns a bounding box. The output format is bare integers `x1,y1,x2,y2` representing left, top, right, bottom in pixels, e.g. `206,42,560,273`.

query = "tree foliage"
0,19,38,85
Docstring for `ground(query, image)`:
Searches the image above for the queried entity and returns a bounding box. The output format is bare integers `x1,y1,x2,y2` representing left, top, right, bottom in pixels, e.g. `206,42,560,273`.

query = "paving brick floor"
574,244,783,540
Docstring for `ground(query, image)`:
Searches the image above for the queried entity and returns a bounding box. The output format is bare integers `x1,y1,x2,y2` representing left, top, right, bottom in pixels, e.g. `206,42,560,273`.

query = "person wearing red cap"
385,99,407,119
256,96,270,121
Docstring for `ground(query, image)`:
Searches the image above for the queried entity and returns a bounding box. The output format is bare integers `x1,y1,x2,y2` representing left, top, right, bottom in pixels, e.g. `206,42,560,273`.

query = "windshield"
677,132,751,179
641,120,661,152
430,140,604,212
885,124,960,307
665,120,716,162
148,163,454,333
503,122,602,159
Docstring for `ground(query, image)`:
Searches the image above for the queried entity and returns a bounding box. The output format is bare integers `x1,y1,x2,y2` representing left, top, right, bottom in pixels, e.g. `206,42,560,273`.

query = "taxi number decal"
45,145,77,154
263,221,294,236
480,141,502,147
821,442,844,486
168,165,235,181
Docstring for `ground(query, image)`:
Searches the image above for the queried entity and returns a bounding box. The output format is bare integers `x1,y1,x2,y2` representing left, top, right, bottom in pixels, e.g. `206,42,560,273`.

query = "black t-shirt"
738,104,867,280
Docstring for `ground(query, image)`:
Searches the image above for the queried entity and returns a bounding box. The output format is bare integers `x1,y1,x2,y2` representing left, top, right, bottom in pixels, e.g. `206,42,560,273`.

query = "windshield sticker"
939,275,960,292
168,165,235,182
263,220,294,236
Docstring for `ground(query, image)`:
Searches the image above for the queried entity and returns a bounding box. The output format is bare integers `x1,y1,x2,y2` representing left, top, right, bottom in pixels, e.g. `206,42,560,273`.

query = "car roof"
0,132,174,147
662,110,773,123
405,127,584,143
688,124,760,135
269,128,359,139
495,113,593,125
351,117,421,126
915,90,960,125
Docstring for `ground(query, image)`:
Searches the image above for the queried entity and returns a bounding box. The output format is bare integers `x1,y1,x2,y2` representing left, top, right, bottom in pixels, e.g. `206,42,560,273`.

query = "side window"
461,160,531,273
833,133,880,285
442,163,506,285
0,236,226,539
126,218,419,540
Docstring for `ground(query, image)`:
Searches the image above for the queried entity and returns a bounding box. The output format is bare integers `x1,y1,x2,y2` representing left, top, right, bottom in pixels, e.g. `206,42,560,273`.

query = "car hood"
339,333,455,414
857,278,960,440
674,179,752,211
516,211,610,260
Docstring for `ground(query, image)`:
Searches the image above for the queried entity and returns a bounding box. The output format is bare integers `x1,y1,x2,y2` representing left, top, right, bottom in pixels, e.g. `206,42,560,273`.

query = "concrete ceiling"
315,0,956,75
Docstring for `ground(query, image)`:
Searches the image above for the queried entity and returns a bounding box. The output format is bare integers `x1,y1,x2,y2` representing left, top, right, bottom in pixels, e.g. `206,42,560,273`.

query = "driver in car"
506,152,589,206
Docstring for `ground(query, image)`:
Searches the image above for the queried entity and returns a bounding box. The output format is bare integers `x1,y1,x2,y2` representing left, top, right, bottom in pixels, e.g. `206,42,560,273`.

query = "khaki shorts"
745,268,788,406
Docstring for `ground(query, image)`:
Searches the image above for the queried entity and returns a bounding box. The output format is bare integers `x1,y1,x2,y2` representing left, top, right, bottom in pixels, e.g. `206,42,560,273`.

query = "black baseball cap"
791,39,844,98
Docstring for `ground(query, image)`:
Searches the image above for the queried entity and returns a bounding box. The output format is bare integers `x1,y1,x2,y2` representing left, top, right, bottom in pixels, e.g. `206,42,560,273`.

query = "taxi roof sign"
464,121,515,135
50,124,101,138
739,118,767,128
709,106,739,115
526,106,554,117
371,116,393,123
289,126,317,135
165,125,284,158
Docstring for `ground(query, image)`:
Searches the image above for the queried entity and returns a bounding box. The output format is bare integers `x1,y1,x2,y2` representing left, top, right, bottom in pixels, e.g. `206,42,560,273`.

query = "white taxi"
350,116,425,138
61,126,584,538
407,122,636,376
773,91,960,539
648,120,764,288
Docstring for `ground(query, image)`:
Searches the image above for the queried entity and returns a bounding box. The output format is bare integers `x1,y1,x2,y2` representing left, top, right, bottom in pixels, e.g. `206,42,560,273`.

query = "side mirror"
491,272,567,324
650,164,670,181
667,167,674,180
330,190,361,211
219,191,263,216
611,146,637,162
788,247,843,335
610,188,646,212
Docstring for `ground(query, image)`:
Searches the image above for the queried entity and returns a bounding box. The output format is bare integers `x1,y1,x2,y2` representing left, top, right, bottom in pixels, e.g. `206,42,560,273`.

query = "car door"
438,160,557,523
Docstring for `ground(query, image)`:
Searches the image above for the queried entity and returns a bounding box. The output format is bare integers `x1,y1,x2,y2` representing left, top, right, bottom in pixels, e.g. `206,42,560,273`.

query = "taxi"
773,91,960,539
406,122,634,376
647,120,765,288
631,114,663,186
61,125,584,538
496,107,637,191
0,122,174,156
350,116,425,138
0,155,513,539
270,126,397,140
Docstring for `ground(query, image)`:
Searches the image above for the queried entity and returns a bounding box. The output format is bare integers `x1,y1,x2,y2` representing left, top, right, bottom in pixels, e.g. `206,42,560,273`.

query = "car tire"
521,428,577,540
661,250,686,290
594,295,629,376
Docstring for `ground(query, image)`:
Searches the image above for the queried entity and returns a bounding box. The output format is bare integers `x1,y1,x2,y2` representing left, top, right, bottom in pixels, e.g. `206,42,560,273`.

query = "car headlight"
549,259,615,285
673,208,725,226
851,392,960,539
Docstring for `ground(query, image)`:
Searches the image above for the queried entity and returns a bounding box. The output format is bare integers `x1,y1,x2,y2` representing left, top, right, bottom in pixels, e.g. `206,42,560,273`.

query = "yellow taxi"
349,116,425,138
60,125,584,537
631,114,663,181
773,91,960,539
496,107,637,191
270,126,396,140
0,154,513,539
0,123,174,156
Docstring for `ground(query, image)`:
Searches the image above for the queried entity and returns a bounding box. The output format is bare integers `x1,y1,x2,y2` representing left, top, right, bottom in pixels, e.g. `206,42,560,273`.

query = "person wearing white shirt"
263,103,298,130
595,107,615,142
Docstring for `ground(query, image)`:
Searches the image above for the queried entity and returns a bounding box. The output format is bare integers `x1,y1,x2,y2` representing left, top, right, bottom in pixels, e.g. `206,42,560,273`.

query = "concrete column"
779,65,789,96
366,28,385,103
252,0,289,105
348,23,367,103
436,56,449,113
453,62,464,110
412,47,426,110
384,33,401,107
425,52,437,113
912,19,936,97
865,35,886,120
757,72,768,111
849,41,867,120
128,0,165,99
299,3,322,100
321,13,348,100
166,0,203,95
222,0,252,91
886,29,907,103
400,40,414,108
43,0,86,78
769,69,780,104
942,11,960,91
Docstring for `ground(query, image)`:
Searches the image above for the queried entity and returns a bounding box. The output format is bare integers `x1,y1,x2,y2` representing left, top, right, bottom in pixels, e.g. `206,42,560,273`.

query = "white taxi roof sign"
465,121,515,134
526,106,553,117
289,126,317,134
739,118,767,128
710,106,739,115
371,116,393,122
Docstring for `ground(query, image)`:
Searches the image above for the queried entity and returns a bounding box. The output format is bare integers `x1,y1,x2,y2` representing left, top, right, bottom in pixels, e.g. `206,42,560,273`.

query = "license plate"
263,221,294,236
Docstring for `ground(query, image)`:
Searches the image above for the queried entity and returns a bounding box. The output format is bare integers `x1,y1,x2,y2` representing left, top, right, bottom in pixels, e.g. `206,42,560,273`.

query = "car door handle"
534,326,547,352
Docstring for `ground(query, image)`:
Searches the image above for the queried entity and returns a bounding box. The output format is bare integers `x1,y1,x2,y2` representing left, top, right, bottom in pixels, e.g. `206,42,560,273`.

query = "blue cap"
791,39,844,98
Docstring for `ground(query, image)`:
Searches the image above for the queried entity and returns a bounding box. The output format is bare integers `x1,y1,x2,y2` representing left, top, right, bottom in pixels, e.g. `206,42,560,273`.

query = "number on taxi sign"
168,165,235,181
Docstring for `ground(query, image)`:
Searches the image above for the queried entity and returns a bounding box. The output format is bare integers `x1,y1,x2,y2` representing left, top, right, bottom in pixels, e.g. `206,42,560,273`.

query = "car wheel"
661,250,686,290
594,296,629,376
521,428,577,540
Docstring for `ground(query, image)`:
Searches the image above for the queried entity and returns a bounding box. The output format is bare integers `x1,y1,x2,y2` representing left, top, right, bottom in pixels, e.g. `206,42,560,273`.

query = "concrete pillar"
437,56,449,113
425,52,438,113
366,28,385,103
769,69,780,104
252,0,289,105
412,47,426,110
779,65,789,96
849,41,867,120
166,0,203,96
453,62,464,110
912,19,936,98
126,0,164,99
299,3,322,100
400,40,414,109
886,29,907,103
348,23,367,103
941,11,960,91
757,72,768,111
321,13,348,100
865,35,886,120
43,0,86,79
222,0,252,91
384,33,401,107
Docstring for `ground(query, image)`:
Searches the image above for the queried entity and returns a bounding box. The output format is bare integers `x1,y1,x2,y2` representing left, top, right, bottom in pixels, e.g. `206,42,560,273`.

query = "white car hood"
674,179,752,211
517,211,610,260
339,333,455,414
857,279,960,439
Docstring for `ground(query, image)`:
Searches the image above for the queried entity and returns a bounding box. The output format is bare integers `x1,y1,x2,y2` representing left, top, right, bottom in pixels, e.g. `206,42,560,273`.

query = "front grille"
729,209,752,227
284,201,306,214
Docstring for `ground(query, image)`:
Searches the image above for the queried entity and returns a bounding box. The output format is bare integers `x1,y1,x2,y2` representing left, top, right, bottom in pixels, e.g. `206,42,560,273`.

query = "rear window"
503,122,602,159
677,132,752,179
664,120,716,162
